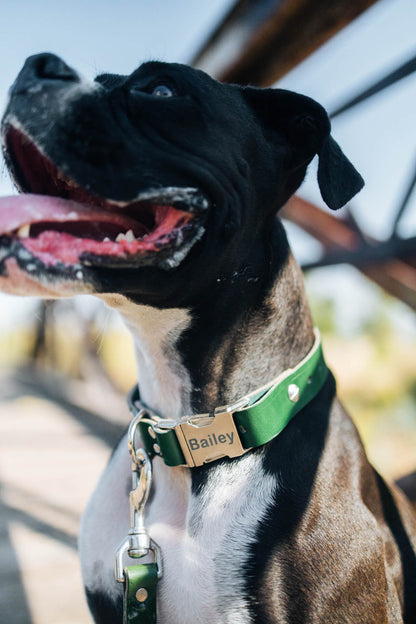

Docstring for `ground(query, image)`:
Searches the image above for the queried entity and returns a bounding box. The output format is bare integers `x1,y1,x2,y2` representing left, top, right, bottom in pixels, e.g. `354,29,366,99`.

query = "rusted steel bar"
192,0,380,86
330,53,416,118
282,197,416,310
391,155,416,237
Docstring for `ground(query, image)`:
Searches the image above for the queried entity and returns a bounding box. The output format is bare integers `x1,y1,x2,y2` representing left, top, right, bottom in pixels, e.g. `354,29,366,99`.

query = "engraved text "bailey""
188,432,234,451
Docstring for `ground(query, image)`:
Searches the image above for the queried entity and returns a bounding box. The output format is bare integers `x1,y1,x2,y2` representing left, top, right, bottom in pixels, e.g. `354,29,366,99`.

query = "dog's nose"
10,53,79,95
30,53,78,81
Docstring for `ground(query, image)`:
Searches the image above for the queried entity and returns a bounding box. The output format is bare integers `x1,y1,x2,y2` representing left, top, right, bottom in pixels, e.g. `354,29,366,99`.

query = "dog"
1,53,415,624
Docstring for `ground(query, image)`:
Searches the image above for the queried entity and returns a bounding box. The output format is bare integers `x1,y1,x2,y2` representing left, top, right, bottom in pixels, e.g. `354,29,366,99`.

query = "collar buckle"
156,398,250,468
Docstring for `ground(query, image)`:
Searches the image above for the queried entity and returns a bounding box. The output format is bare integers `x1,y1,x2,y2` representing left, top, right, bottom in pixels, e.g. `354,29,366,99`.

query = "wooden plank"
282,197,416,310
192,0,380,85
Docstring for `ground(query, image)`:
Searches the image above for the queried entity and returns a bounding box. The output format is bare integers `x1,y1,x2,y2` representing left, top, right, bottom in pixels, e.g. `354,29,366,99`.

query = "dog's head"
0,53,363,305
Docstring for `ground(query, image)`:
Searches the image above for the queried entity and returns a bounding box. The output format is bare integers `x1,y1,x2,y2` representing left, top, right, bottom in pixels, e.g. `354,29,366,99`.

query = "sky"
0,0,414,335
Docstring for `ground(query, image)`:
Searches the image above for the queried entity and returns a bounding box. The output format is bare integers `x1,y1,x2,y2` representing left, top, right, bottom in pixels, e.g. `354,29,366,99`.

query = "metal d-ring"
127,410,146,466
127,409,158,466
115,536,162,583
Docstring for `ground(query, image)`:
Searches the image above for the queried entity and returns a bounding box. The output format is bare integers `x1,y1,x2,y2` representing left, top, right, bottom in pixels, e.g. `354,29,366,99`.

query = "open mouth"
0,126,208,275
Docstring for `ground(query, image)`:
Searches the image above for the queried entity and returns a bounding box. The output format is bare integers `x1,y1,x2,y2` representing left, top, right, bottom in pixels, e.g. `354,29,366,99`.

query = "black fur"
85,587,123,624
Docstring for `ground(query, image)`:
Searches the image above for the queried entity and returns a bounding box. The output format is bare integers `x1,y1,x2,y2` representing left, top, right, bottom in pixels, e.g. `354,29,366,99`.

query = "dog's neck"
101,252,314,420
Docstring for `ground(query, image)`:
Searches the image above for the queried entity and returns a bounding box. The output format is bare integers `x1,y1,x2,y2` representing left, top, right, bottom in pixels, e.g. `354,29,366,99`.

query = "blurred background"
0,0,415,622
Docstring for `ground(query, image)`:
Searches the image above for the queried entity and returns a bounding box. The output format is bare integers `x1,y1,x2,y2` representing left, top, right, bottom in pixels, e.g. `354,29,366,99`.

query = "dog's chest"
80,436,277,624
80,300,278,622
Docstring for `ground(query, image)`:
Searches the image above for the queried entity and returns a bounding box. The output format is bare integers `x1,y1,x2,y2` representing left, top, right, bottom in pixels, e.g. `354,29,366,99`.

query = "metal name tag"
174,409,247,467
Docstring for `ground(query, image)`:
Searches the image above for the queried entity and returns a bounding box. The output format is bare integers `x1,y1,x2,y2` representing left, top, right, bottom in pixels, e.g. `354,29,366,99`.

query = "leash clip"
115,413,162,583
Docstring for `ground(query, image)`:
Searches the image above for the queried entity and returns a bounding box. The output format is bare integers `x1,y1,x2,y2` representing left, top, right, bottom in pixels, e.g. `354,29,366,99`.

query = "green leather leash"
123,565,158,624
116,329,328,623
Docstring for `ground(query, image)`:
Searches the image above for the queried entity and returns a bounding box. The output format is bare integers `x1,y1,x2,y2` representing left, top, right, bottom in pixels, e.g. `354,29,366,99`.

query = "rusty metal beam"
192,0,380,86
282,197,416,310
330,53,416,117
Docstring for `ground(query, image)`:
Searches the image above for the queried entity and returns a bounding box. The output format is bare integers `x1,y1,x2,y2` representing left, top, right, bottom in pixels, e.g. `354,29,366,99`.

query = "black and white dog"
1,53,415,624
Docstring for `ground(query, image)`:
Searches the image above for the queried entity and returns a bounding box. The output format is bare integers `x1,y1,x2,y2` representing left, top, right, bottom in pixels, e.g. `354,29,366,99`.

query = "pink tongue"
0,194,141,234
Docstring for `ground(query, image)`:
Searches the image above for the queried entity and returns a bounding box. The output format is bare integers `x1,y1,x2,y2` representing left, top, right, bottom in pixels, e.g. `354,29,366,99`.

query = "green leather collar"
127,329,328,468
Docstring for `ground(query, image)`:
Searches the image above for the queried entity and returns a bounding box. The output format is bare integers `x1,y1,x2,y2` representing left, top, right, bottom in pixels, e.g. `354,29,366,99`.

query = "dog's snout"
32,53,78,82
10,53,79,95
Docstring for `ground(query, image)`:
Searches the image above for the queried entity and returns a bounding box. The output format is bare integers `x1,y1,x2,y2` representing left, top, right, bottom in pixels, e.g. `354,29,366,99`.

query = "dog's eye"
151,85,174,98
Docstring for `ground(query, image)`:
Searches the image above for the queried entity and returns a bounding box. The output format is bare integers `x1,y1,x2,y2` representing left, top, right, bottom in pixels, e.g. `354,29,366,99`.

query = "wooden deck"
0,367,127,624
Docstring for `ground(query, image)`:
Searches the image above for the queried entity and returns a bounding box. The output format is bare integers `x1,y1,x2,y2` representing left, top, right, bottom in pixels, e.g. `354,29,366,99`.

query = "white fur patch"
81,433,277,624
153,451,277,624
100,295,193,419
81,297,194,609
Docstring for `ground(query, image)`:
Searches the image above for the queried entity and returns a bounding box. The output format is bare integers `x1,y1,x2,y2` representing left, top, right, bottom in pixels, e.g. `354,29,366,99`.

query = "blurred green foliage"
310,293,416,478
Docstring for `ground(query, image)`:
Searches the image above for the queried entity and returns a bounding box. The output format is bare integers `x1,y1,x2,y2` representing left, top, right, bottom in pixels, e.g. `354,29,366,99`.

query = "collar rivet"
288,384,300,402
136,588,148,603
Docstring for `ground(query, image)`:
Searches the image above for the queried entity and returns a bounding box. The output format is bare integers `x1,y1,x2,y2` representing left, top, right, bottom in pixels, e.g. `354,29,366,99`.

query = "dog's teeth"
103,237,110,242
17,224,30,238
115,230,136,243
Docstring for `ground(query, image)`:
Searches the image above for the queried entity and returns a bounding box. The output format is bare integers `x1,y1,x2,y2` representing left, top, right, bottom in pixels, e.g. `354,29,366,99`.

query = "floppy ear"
317,134,364,210
242,86,364,210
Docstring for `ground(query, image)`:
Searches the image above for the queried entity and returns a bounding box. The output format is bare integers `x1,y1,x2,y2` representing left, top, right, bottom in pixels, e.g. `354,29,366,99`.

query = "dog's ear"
242,87,364,210
316,134,364,210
